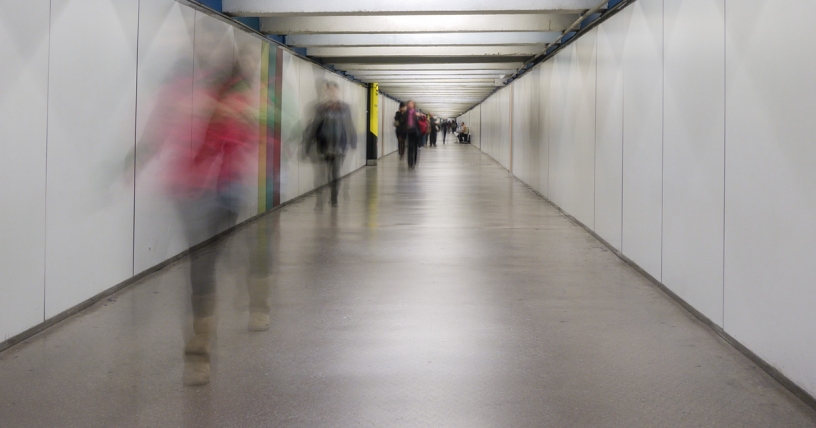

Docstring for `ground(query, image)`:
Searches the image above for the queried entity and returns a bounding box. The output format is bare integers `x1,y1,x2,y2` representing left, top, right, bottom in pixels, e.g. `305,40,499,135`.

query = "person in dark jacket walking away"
429,115,438,147
303,81,357,206
394,102,407,160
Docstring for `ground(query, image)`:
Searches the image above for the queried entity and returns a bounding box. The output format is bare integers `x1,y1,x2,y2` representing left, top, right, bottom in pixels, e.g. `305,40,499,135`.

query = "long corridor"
1,144,814,427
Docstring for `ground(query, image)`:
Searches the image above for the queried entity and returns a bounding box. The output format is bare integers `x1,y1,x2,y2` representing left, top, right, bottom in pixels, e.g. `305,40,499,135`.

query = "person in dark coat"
394,102,407,159
428,115,438,147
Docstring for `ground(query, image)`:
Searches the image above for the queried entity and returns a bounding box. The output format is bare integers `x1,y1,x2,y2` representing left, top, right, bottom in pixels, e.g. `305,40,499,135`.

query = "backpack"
418,116,429,135
315,105,346,156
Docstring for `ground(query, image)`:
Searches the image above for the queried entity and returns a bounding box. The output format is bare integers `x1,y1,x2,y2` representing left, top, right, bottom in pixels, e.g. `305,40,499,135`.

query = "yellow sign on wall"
369,83,379,137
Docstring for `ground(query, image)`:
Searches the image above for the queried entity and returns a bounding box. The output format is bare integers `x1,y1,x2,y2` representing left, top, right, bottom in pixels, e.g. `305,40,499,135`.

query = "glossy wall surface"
724,0,816,396
479,87,512,170
44,0,139,318
469,0,816,398
0,1,50,340
0,0,367,343
378,95,400,158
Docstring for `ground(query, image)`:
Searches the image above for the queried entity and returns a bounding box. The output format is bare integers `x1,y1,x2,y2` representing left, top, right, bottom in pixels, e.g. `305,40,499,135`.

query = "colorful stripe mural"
258,45,283,214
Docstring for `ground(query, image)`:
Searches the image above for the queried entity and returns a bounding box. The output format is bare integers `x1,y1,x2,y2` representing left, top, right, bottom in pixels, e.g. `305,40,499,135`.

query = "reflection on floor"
1,144,815,427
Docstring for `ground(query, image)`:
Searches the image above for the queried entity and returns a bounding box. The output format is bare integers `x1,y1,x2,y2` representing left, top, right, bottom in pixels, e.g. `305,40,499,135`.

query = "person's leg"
397,131,405,159
177,196,224,386
407,135,416,168
247,219,271,331
329,155,342,206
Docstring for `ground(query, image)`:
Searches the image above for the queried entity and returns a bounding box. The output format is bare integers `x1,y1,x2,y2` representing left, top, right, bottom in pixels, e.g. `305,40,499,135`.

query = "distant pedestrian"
394,102,407,160
405,101,421,168
429,114,438,147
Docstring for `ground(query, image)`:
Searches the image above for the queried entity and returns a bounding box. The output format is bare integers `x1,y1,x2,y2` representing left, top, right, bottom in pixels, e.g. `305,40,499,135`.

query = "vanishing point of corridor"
1,145,814,427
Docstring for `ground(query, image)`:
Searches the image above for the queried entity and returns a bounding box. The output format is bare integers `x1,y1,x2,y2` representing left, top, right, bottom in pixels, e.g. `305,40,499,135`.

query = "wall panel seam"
132,0,141,278
594,32,599,232
43,0,54,321
660,0,665,283
722,0,728,329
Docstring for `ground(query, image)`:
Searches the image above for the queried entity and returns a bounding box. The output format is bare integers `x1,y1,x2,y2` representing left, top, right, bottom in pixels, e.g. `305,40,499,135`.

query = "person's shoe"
183,354,211,386
248,312,271,331
184,316,215,354
183,295,216,386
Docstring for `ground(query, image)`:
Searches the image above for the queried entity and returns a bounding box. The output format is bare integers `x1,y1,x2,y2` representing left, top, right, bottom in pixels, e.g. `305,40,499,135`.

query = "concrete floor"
1,144,815,427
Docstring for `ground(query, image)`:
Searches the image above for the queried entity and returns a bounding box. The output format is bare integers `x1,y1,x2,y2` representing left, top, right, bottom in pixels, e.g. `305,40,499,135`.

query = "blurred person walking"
131,45,270,387
429,115,438,147
303,81,357,207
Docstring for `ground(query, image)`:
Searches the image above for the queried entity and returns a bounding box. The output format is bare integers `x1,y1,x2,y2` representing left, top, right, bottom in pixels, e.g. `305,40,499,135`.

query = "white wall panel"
339,77,354,175
538,61,553,197
45,0,139,317
378,94,387,157
133,0,195,273
280,51,300,203
470,104,481,150
594,7,628,251
379,96,399,156
486,88,513,170
548,52,569,208
478,98,490,158
724,0,816,397
512,74,530,181
663,0,725,326
377,94,385,158
0,0,50,340
621,0,663,279
526,68,541,192
357,83,367,169
548,34,597,228
347,80,367,174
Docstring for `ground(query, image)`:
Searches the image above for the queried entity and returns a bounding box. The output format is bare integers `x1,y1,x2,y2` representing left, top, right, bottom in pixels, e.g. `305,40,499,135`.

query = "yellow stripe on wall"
369,83,379,137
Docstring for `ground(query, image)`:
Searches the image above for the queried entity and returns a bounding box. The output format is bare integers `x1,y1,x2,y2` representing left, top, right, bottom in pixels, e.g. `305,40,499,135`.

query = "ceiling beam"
342,70,516,76
308,45,544,58
335,63,524,71
227,0,601,16
360,76,503,81
286,32,561,47
260,14,579,34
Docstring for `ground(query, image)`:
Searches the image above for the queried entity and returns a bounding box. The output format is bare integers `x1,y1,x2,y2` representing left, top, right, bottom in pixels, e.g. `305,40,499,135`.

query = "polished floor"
1,144,815,427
